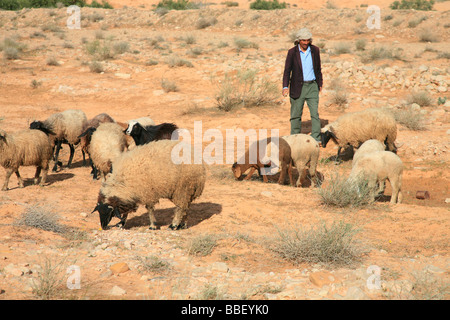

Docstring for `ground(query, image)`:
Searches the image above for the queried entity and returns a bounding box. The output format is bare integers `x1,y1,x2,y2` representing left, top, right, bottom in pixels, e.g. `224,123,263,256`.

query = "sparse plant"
333,42,351,55
135,255,171,274
161,78,178,92
418,29,439,42
15,204,66,233
156,0,198,10
197,284,224,300
31,255,71,300
46,56,59,66
234,37,259,51
196,16,218,29
31,79,42,89
355,39,367,51
269,220,365,267
3,47,19,59
166,56,193,67
407,91,433,107
317,172,375,208
360,46,403,63
89,61,104,73
113,41,129,54
215,68,279,111
393,107,426,131
187,234,217,256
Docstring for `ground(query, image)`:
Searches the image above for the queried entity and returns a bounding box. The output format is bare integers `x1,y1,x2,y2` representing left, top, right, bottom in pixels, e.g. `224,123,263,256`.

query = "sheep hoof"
168,223,186,230
149,225,159,230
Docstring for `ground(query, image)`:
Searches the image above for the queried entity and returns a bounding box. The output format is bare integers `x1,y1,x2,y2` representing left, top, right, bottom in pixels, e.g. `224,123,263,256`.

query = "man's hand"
282,88,289,97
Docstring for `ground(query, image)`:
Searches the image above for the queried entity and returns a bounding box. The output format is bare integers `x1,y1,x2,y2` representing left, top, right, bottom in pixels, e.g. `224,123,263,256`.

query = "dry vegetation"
0,0,448,301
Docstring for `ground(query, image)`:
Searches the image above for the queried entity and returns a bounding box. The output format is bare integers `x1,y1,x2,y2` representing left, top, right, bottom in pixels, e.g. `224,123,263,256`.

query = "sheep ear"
79,127,96,138
328,127,338,140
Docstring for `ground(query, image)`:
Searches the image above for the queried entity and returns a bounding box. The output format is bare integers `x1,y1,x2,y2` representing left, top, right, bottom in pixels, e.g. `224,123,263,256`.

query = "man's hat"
294,28,313,45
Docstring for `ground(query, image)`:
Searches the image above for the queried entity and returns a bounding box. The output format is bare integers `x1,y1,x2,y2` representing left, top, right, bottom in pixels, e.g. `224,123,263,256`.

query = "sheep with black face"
125,122,178,146
92,139,206,230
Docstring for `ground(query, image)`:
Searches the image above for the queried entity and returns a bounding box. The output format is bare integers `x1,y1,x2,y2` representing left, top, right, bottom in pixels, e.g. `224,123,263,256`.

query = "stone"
4,264,24,277
344,286,368,300
114,73,131,79
437,86,447,93
110,262,130,274
110,285,126,296
261,191,272,197
309,271,338,287
211,262,229,273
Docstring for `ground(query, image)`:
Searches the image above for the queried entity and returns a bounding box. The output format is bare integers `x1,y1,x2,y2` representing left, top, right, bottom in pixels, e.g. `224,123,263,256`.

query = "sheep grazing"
79,122,127,181
79,113,115,160
0,129,53,191
232,137,294,186
125,122,178,146
92,139,206,230
349,150,403,204
282,133,320,188
352,139,386,167
30,109,88,172
320,108,397,161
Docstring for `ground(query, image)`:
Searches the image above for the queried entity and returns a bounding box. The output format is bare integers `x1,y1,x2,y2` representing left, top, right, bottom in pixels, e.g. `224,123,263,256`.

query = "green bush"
0,0,112,10
390,0,434,10
156,0,198,10
250,0,287,10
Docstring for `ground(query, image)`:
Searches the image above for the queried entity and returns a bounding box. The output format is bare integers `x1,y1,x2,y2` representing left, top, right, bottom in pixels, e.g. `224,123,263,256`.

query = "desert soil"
0,1,449,300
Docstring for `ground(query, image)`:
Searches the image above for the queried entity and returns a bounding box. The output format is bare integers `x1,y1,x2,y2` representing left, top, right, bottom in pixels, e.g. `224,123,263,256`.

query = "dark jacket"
283,44,323,99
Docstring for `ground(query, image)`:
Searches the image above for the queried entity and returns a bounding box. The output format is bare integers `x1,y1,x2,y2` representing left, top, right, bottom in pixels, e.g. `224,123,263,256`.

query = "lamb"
352,139,386,167
282,133,320,188
30,109,88,172
348,150,403,204
79,122,127,181
320,108,397,161
125,122,179,146
0,129,53,191
232,137,294,186
91,139,206,230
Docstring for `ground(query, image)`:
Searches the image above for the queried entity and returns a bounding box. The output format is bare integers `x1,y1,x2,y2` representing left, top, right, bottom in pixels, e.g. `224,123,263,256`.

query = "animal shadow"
125,202,222,229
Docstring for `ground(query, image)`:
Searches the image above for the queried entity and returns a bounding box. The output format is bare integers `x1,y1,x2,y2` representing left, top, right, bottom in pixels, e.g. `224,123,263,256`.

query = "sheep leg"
243,167,256,180
169,206,187,230
296,167,307,188
52,140,62,172
334,147,343,164
34,166,41,185
288,163,294,186
2,169,13,191
15,171,24,188
389,178,402,204
81,149,86,166
277,165,286,185
39,167,48,187
67,143,75,168
146,205,158,230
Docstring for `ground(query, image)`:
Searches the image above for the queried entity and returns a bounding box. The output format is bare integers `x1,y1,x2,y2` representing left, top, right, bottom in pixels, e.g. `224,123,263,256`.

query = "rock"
344,286,368,300
445,198,450,203
115,73,131,79
437,86,447,93
261,191,272,197
419,65,428,73
309,271,338,287
211,262,229,273
410,103,421,111
4,264,24,277
110,285,126,296
424,265,445,274
110,262,130,274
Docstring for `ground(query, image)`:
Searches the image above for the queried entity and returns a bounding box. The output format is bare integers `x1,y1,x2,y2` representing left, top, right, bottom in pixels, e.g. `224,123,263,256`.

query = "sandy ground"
0,1,448,300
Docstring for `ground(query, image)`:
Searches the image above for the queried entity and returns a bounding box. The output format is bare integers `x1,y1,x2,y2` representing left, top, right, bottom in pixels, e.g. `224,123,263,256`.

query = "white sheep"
80,122,128,182
282,133,320,188
349,150,403,204
321,108,397,161
352,139,386,167
0,129,53,191
92,139,206,230
30,109,88,171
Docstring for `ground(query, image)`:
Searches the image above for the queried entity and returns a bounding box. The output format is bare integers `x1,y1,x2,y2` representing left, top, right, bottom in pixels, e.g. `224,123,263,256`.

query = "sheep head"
92,202,124,230
29,120,56,136
231,162,242,179
320,125,338,148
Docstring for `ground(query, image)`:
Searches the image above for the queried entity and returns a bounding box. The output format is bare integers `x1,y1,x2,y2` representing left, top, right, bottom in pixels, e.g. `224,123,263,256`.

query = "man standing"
282,28,323,143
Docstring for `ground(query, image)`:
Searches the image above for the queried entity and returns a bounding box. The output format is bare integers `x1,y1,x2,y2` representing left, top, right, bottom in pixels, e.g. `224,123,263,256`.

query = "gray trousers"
289,81,320,142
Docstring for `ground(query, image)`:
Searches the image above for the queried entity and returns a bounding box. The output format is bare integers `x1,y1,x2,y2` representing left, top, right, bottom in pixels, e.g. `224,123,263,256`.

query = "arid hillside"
0,3,448,301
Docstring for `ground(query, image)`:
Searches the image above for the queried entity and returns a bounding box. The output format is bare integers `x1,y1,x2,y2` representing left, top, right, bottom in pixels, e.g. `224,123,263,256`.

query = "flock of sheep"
0,107,403,230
